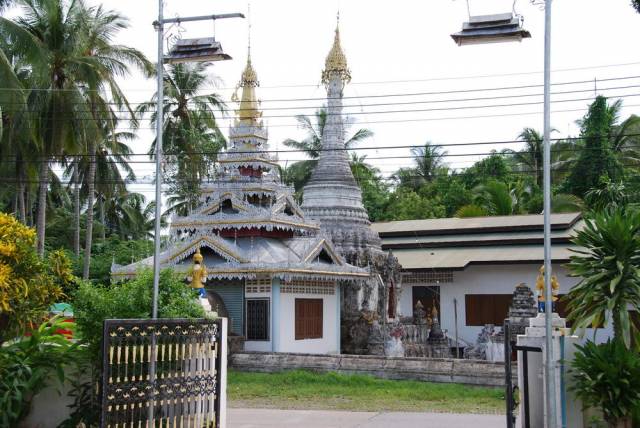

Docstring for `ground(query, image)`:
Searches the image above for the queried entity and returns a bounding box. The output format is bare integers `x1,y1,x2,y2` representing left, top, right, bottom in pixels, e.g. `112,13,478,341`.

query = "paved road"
228,408,504,428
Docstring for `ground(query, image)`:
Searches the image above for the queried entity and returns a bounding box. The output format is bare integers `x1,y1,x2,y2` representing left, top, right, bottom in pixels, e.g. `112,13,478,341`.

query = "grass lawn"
227,369,505,414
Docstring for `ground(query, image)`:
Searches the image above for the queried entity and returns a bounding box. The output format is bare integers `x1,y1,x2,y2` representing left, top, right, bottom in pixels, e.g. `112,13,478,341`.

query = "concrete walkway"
228,408,504,428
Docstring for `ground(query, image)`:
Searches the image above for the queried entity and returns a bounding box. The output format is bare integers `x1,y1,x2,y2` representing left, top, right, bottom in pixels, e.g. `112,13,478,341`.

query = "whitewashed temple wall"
399,263,614,346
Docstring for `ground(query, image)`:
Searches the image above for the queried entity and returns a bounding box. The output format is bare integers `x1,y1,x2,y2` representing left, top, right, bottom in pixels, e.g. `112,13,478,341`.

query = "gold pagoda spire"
322,15,351,85
233,47,261,125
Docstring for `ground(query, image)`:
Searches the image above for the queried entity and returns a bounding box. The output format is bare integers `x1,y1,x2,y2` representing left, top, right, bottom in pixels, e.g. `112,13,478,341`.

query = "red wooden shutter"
295,299,323,339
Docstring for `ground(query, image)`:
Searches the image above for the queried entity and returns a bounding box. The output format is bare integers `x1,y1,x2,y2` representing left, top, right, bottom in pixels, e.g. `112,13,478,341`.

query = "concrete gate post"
516,313,583,428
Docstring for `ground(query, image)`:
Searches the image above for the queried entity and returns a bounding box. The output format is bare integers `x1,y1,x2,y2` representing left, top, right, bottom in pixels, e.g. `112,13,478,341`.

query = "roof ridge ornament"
321,14,351,85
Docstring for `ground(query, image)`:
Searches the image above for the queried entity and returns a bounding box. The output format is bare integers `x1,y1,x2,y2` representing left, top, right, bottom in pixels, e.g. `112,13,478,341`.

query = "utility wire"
4,143,640,165
4,132,638,160
6,93,640,130
3,165,639,186
5,82,640,114
1,74,638,103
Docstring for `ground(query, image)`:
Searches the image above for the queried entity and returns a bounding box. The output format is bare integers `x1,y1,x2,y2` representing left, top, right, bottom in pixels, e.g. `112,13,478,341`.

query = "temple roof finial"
232,26,261,124
322,13,351,85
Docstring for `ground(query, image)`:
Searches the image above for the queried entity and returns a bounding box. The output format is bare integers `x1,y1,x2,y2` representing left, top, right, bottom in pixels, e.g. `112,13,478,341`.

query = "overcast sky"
79,0,640,195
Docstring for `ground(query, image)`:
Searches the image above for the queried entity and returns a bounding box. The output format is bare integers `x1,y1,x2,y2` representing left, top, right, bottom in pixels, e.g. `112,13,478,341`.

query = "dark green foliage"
633,0,640,13
570,339,640,426
75,237,153,285
460,153,511,188
565,96,623,198
0,317,79,427
72,269,205,361
565,208,640,347
381,189,445,221
585,176,630,212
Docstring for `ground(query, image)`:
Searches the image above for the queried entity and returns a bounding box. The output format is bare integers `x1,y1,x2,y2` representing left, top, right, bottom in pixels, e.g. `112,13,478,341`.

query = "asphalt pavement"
228,408,504,428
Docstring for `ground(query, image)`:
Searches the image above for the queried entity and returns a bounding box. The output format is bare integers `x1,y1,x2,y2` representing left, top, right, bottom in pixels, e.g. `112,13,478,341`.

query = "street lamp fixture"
450,12,531,46
165,37,232,64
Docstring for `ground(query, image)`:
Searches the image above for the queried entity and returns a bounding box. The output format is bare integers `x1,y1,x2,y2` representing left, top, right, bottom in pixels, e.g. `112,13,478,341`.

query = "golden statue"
189,248,208,297
535,265,559,312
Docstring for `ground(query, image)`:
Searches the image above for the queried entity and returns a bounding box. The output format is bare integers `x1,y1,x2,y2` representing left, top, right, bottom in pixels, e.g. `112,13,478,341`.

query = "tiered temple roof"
112,52,368,283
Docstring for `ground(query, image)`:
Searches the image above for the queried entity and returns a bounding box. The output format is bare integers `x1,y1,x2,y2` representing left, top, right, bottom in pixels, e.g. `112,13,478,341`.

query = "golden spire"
232,49,261,125
322,14,351,85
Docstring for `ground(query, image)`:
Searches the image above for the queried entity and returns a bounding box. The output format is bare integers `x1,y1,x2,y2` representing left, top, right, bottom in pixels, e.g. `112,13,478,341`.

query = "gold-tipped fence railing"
100,318,224,427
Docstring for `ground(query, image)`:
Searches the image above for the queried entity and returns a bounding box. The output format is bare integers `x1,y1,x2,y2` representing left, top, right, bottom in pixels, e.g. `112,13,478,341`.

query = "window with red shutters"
295,299,323,340
465,294,513,326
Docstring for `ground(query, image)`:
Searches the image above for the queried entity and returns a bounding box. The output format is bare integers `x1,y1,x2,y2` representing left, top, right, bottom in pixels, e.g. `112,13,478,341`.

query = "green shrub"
0,317,78,427
72,268,205,362
570,339,640,426
64,268,205,427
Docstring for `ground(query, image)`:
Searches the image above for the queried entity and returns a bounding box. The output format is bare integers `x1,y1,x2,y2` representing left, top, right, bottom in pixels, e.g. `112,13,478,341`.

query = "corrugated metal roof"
381,223,583,247
394,245,577,270
372,213,581,236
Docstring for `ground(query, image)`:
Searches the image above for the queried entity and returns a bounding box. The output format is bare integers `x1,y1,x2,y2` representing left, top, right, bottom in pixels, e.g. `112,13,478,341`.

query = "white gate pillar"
516,313,583,428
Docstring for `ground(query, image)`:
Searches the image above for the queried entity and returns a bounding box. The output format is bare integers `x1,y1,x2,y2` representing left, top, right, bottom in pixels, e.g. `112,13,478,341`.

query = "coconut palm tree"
64,126,135,239
411,141,447,183
1,0,91,256
0,0,150,262
76,4,150,279
138,62,226,216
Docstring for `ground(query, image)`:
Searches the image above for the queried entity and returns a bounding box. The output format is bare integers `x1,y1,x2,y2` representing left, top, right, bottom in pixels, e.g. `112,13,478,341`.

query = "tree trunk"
73,160,80,257
17,180,25,223
17,160,26,224
83,140,96,280
36,160,49,257
99,195,106,240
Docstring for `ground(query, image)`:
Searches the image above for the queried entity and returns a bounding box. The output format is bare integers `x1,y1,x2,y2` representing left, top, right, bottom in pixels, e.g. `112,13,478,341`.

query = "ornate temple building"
112,51,369,355
301,24,403,354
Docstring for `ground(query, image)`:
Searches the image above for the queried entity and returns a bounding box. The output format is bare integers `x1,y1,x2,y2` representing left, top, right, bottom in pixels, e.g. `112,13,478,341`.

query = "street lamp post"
149,3,243,423
453,0,558,425
541,1,557,426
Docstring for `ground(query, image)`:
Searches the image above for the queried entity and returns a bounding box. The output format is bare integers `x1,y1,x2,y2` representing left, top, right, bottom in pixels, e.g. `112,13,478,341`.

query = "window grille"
245,299,270,340
281,279,335,295
402,270,453,284
295,299,323,340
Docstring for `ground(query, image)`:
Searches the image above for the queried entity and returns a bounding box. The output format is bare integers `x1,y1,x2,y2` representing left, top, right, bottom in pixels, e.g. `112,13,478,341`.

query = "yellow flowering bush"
0,213,75,343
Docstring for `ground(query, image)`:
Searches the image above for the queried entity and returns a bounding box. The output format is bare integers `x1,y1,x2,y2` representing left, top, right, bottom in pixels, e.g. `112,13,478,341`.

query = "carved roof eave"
170,223,316,236
195,195,250,216
302,238,344,266
112,262,370,283
163,235,248,265
199,182,294,196
169,215,319,232
273,194,305,218
218,157,279,168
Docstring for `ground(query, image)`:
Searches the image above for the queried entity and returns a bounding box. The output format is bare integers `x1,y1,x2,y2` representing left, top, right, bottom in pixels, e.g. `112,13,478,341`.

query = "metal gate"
504,319,542,428
101,318,225,427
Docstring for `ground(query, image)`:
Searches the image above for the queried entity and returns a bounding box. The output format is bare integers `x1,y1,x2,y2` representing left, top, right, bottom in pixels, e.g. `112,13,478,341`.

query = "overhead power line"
5,81,640,114
6,91,640,126
5,132,637,160
3,164,639,187
1,74,638,104
4,142,640,165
